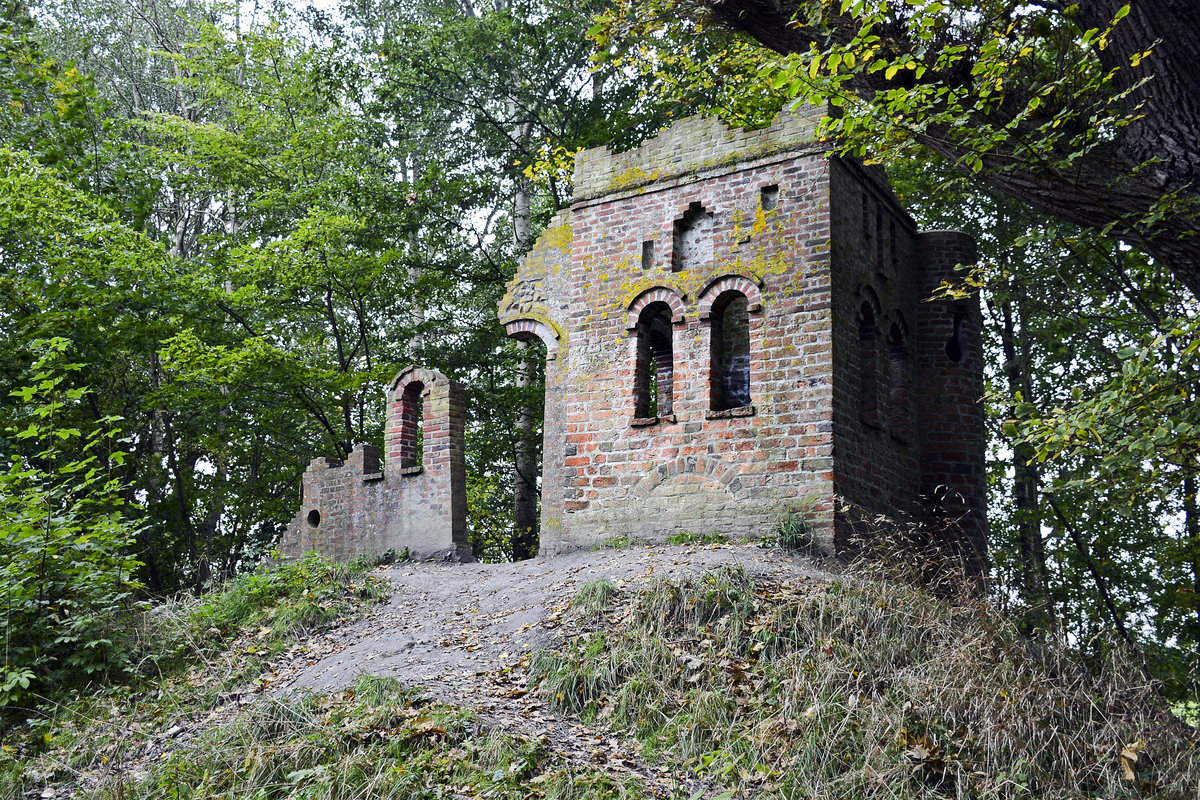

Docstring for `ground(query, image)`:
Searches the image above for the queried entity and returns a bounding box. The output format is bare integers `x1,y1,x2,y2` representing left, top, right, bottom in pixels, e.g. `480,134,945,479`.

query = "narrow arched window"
887,322,911,442
399,381,425,470
859,303,881,428
710,292,751,411
635,302,674,419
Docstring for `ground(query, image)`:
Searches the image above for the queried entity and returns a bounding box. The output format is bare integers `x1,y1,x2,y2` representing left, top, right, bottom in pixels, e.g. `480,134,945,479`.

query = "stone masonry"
278,367,473,562
498,106,987,565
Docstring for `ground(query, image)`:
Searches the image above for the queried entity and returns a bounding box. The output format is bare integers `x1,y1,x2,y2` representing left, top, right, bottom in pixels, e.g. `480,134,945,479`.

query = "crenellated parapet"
278,366,472,563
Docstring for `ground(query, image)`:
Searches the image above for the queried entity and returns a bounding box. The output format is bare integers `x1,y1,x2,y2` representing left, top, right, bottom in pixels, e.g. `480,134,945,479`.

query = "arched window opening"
399,381,425,471
672,201,712,272
635,302,674,419
945,311,967,362
859,303,881,428
710,292,751,411
887,322,911,442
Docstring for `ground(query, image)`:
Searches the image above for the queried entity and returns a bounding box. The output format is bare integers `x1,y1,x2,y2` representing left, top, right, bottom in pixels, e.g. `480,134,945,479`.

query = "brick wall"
277,367,472,562
501,107,986,562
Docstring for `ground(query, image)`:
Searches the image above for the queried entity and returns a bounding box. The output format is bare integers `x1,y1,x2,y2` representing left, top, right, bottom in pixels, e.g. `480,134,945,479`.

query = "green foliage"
0,551,390,795
0,338,144,707
664,532,728,546
532,568,1200,798
175,553,391,660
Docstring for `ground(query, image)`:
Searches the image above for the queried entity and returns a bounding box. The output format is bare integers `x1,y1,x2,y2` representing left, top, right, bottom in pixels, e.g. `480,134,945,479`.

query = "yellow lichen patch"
753,205,768,235
544,221,573,254
608,166,657,193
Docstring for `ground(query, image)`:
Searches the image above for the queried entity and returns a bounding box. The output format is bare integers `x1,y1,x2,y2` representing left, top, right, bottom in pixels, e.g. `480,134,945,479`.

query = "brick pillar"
385,367,472,561
915,231,987,575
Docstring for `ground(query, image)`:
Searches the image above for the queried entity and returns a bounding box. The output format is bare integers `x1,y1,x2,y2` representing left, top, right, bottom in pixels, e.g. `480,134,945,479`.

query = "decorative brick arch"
632,454,743,497
503,318,562,360
625,286,686,331
387,367,446,472
856,284,882,318
697,274,764,320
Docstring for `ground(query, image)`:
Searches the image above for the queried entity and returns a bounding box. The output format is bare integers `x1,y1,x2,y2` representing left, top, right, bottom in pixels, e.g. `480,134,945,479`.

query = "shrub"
0,339,144,707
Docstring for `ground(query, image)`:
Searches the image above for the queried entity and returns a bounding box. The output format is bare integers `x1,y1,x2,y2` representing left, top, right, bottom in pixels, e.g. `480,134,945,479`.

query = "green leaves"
0,340,144,705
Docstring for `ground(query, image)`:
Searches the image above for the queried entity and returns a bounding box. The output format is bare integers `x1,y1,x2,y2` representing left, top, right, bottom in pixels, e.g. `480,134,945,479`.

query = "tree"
614,0,1199,297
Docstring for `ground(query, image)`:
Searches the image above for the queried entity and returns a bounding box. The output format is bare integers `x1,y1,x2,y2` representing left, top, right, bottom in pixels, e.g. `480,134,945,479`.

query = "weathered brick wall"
278,367,473,562
827,159,925,547
505,108,841,553
503,107,985,560
914,231,988,569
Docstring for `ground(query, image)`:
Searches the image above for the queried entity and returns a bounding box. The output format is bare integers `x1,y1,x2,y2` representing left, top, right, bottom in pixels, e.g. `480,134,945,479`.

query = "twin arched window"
709,292,751,412
634,302,675,419
858,297,911,441
631,282,755,422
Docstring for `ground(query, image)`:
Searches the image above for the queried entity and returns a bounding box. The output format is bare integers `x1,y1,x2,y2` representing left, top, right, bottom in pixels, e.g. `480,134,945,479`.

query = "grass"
595,536,635,550
531,566,1200,799
664,532,728,546
67,675,647,799
571,579,618,618
0,554,650,800
0,553,391,799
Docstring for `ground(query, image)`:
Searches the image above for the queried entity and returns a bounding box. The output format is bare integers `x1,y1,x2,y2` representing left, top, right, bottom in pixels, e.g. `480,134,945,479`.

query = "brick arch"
389,366,446,395
503,318,562,361
697,274,764,320
856,284,882,318
625,286,686,331
632,454,743,498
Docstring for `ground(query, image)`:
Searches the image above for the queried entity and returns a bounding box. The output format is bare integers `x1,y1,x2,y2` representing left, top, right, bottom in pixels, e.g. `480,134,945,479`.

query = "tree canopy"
611,0,1200,296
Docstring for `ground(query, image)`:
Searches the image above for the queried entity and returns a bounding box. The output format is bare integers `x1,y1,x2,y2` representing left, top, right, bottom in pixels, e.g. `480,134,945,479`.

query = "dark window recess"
889,219,898,273
760,184,779,211
307,509,321,527
859,302,881,427
945,311,966,363
672,202,712,272
398,381,425,469
710,293,752,412
641,240,655,270
887,323,911,440
635,302,674,418
875,204,884,270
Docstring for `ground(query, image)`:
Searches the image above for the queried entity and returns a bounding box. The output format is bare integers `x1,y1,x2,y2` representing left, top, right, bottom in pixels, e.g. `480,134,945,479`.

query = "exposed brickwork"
278,367,473,562
499,107,986,564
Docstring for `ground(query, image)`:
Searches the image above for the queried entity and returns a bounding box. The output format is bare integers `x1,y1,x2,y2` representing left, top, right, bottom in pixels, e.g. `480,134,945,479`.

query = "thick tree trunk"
512,340,540,560
704,0,1200,296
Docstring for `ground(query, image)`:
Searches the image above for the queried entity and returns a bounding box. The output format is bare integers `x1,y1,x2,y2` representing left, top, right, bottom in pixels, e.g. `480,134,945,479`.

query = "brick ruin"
279,367,473,562
282,106,987,568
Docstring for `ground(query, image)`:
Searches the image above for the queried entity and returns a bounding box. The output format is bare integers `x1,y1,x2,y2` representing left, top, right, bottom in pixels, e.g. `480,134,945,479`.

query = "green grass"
0,553,391,799
56,675,646,800
531,567,1200,799
594,536,634,550
664,532,728,546
0,554,650,800
570,579,618,618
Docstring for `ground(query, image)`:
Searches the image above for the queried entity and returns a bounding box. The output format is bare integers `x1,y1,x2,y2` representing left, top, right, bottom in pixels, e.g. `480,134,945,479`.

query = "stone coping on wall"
573,106,827,203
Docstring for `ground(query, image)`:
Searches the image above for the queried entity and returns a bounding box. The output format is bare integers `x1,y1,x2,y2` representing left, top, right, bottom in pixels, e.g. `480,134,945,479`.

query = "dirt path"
253,542,836,797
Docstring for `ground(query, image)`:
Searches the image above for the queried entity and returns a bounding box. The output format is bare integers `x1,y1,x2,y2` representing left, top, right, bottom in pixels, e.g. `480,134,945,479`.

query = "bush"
0,339,144,708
